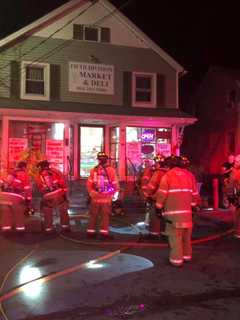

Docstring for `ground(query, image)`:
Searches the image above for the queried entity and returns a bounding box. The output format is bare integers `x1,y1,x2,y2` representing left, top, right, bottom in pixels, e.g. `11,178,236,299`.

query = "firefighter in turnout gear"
87,152,119,239
35,160,70,233
142,155,167,240
0,161,32,234
155,155,199,267
140,158,155,228
226,154,240,238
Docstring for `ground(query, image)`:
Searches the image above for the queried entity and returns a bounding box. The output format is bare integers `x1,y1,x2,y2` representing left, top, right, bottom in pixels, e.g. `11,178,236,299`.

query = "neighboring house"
182,66,240,174
0,0,195,181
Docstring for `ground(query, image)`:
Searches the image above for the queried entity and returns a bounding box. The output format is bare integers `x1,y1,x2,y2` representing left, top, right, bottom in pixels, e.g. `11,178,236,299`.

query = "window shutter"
156,74,166,107
123,71,132,107
10,61,20,98
101,27,110,43
73,24,84,40
50,64,61,101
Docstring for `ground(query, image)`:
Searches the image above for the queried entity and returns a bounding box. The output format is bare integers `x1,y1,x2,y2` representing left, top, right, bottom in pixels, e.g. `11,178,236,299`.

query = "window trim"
132,72,157,108
20,61,50,101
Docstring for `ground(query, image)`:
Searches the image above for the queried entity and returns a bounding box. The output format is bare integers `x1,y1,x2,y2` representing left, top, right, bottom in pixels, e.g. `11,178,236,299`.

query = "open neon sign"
141,129,155,142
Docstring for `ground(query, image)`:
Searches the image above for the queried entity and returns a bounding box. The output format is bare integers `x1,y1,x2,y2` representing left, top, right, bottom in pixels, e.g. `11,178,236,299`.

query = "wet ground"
0,208,240,320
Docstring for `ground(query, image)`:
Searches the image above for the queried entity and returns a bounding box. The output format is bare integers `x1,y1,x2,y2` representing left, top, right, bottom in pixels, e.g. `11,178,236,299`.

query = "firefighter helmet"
153,154,165,165
97,152,108,160
164,155,182,168
37,160,50,170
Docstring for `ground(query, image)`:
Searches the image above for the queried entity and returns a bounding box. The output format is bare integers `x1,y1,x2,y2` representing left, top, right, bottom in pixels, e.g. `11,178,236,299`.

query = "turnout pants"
41,189,69,231
165,223,192,266
0,192,26,232
149,205,161,235
87,201,111,235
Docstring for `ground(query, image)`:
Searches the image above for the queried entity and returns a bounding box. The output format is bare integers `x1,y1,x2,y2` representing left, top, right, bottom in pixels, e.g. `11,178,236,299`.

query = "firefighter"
0,161,32,234
35,160,70,233
139,159,155,197
142,154,167,240
86,151,119,240
226,154,240,238
155,155,199,267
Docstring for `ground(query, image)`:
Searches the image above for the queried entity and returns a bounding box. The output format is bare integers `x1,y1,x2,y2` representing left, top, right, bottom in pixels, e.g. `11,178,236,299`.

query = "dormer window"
73,24,110,43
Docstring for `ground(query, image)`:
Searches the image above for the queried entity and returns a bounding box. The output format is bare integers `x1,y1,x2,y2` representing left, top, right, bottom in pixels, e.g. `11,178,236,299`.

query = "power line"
0,1,96,74
0,0,134,91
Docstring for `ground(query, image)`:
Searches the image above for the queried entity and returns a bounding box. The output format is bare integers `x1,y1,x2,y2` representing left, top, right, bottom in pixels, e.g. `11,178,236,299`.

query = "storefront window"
80,126,104,177
8,121,65,171
126,126,171,176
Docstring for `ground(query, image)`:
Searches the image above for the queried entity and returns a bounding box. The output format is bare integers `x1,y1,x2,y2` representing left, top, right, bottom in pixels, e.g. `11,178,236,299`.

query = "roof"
0,0,185,73
0,97,195,120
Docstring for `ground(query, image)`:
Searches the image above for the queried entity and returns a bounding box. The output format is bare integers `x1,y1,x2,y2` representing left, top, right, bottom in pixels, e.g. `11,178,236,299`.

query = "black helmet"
164,155,182,168
97,152,108,160
16,161,27,169
37,160,50,170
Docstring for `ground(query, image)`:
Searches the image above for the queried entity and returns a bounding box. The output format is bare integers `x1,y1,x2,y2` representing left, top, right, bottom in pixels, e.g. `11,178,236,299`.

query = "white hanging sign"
69,62,114,95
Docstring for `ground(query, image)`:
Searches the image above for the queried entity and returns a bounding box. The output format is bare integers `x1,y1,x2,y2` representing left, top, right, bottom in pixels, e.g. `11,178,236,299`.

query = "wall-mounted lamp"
89,54,100,63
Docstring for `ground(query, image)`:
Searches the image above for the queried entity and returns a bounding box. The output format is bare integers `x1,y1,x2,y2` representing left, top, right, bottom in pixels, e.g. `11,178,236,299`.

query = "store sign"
141,129,155,142
9,138,28,162
157,143,171,157
126,142,142,167
69,62,114,95
46,140,64,165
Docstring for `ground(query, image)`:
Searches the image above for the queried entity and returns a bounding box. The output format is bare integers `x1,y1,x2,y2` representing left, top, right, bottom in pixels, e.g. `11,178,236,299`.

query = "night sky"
1,0,240,104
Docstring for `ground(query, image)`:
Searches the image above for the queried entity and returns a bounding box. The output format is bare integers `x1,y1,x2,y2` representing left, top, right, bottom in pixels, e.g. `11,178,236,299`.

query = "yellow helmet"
153,154,165,164
97,151,108,160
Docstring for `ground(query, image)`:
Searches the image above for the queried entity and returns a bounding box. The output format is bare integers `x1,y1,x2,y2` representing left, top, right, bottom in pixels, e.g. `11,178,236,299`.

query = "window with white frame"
21,61,50,101
132,72,157,107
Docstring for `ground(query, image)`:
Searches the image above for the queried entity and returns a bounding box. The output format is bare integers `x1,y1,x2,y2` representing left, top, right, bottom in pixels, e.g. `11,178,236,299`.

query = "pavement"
0,185,240,320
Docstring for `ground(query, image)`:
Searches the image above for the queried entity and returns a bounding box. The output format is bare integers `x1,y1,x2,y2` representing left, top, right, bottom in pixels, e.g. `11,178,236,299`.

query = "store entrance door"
79,126,104,177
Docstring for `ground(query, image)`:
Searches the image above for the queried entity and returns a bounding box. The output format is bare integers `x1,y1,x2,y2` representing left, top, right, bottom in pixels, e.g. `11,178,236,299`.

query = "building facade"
0,0,195,181
182,66,240,174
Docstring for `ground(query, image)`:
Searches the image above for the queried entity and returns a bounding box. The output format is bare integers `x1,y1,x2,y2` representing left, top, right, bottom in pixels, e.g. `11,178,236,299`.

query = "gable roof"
0,0,185,73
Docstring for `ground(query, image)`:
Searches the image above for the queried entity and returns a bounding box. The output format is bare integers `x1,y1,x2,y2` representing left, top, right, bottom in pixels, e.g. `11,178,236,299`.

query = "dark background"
1,0,240,108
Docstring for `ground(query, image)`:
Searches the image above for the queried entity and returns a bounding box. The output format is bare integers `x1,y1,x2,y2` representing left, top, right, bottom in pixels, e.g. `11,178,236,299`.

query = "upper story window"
73,24,110,43
21,61,50,101
132,72,157,107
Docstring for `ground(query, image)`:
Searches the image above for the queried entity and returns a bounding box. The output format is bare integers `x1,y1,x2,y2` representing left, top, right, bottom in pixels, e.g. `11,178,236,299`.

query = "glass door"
79,126,104,177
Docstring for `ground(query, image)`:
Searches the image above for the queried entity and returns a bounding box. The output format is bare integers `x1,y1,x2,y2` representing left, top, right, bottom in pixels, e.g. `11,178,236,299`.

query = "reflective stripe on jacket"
87,165,119,203
155,167,199,227
1,170,32,200
144,168,167,199
36,168,67,194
